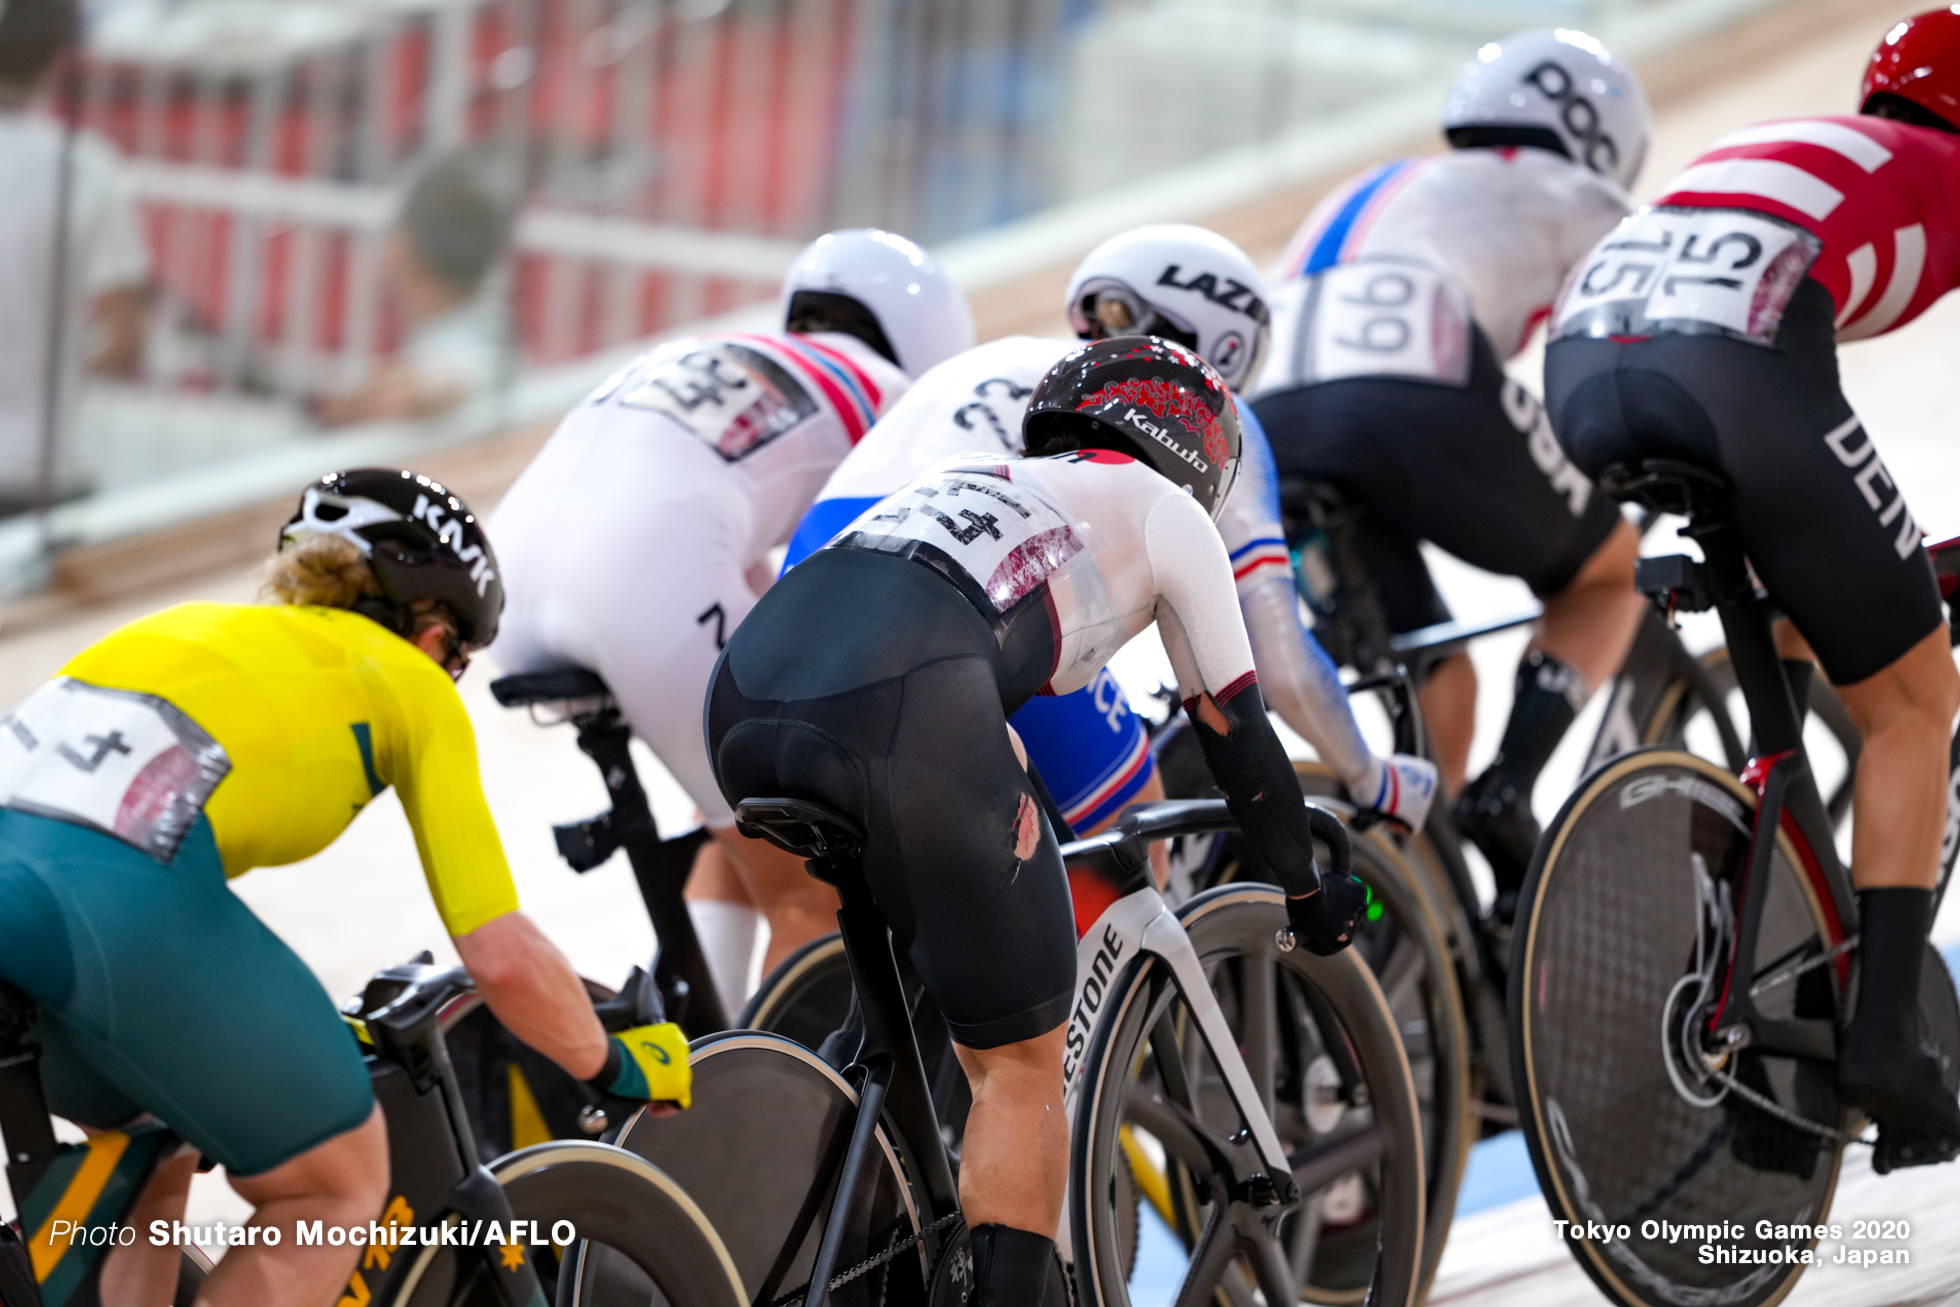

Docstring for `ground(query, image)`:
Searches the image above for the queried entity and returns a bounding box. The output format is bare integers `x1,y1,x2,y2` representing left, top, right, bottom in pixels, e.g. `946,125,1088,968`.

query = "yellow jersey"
57,602,520,935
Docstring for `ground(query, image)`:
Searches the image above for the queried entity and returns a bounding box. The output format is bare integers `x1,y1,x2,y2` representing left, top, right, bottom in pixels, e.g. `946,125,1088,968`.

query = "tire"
395,1141,745,1307
1511,750,1845,1307
613,1031,929,1305
1069,886,1426,1307
741,933,852,1048
1211,775,1471,1303
1643,647,1861,828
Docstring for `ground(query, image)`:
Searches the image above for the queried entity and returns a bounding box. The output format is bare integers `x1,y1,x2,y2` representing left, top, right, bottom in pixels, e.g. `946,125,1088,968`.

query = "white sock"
688,900,761,1013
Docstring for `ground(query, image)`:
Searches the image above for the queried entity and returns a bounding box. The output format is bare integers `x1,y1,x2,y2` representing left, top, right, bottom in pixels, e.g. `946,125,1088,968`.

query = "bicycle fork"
1057,888,1299,1276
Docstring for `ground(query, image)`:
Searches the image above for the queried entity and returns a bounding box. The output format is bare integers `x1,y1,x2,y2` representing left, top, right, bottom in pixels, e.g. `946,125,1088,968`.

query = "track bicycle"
1274,474,1861,1130
613,797,1427,1307
1107,735,1472,1304
431,670,731,1160
489,668,728,1035
0,958,744,1307
1508,459,1960,1307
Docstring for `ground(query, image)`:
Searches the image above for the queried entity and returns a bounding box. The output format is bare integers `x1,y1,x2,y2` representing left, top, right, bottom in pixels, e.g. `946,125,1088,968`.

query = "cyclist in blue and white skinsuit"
783,226,1437,841
1253,31,1650,912
493,231,973,1000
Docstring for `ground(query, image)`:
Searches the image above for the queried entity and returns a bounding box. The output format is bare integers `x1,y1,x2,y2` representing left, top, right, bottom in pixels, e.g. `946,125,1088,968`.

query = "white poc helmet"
1063,224,1270,392
1443,29,1650,192
781,229,975,379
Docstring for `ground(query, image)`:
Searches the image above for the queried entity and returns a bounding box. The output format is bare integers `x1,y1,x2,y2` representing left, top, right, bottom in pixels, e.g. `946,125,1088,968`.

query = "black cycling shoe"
1839,1036,1960,1174
1452,771,1540,917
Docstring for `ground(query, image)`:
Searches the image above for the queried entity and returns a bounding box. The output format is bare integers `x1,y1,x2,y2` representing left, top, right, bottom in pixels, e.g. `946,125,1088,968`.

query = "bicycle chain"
768,1211,964,1307
1748,936,1858,999
1694,933,1869,1147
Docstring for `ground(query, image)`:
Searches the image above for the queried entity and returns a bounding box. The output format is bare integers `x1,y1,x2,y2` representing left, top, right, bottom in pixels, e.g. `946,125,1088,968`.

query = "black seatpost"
804,850,958,1307
1688,518,1806,759
571,715,728,1033
1687,511,1855,934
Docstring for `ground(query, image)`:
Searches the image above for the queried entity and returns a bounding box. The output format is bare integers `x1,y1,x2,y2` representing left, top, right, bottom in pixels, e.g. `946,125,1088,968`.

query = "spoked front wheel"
1070,886,1426,1307
1512,750,1845,1307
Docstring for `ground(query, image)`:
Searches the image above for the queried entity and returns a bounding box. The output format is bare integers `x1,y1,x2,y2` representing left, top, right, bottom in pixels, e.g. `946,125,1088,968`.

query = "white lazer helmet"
1443,28,1650,192
781,229,975,379
1063,224,1270,393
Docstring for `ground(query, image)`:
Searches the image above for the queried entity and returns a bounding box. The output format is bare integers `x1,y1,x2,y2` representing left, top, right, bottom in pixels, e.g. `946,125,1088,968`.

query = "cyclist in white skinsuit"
783,227,1437,842
492,230,973,1001
1255,29,1651,909
708,338,1370,1303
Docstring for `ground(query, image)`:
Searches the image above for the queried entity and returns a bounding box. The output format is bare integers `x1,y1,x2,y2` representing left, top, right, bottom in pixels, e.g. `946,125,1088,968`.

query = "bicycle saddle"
1597,459,1732,520
735,798,863,860
490,667,612,708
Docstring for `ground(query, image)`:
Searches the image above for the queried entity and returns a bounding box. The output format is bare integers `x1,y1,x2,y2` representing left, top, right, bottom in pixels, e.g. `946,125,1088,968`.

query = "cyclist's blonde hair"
261,534,381,609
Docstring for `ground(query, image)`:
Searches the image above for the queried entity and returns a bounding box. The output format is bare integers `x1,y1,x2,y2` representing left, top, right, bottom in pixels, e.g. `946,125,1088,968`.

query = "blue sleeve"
781,496,882,574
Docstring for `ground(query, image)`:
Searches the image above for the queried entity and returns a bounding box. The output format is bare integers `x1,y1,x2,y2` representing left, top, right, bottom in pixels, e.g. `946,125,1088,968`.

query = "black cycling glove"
1187,681,1364,956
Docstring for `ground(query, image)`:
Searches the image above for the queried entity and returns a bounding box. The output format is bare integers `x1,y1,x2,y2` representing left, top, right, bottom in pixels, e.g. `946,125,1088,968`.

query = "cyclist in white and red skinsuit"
708,338,1368,1304
492,230,972,998
785,228,1435,846
1544,8,1960,1169
1255,28,1652,912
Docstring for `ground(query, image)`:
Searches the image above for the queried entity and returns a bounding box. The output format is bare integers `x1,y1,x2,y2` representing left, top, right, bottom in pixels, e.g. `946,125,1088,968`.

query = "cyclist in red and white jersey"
1545,8,1960,1168
708,339,1367,1303
492,230,971,999
1255,29,1651,911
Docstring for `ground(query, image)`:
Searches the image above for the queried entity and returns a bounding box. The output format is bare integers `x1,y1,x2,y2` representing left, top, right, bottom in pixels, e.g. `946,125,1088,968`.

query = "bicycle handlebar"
1058,797,1352,893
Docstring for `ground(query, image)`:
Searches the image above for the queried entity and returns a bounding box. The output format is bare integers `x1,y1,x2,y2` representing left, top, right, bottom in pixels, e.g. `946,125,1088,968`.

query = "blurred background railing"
2,0,1798,599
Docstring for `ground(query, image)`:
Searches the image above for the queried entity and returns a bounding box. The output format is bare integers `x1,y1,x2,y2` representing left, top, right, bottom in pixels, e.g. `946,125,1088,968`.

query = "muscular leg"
1831,628,1960,1163
953,1026,1069,1233
708,827,840,977
195,1105,389,1306
1527,516,1645,691
99,1147,196,1306
1420,652,1477,796
1455,520,1641,910
1836,627,1959,893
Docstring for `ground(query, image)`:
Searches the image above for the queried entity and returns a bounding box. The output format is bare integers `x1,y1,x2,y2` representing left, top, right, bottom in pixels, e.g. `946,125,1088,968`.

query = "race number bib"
0,678,231,862
837,468,1086,618
1553,206,1821,346
1276,262,1473,389
615,341,818,460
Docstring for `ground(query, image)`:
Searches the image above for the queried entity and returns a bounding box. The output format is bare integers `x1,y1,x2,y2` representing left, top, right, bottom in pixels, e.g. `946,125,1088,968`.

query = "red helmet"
1861,7,1960,130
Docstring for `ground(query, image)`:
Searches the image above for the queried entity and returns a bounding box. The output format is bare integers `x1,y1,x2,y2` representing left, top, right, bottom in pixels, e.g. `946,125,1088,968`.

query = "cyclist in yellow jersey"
0,469,688,1307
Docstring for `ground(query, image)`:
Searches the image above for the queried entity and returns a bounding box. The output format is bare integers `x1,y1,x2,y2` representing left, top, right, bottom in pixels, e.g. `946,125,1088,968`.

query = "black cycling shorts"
706,549,1077,1050
1253,325,1624,637
1544,278,1942,687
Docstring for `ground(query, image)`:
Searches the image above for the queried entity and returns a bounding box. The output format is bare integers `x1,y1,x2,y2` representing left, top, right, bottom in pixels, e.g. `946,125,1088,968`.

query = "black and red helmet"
280,468,504,647
1022,336,1241,519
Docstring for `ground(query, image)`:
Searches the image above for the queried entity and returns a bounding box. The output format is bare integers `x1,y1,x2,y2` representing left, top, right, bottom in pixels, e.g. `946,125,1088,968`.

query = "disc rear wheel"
1512,750,1844,1307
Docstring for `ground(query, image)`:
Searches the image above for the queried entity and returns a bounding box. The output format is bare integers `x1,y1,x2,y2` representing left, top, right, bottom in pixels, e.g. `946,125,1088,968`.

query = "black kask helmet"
1022,336,1241,520
280,468,504,647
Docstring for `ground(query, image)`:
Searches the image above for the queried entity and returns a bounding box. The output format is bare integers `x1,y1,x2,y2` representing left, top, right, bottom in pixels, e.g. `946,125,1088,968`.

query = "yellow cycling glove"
586,1022,691,1109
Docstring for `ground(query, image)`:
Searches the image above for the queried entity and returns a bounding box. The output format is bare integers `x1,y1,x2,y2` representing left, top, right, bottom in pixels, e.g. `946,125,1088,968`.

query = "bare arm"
453,911,610,1081
88,286,148,377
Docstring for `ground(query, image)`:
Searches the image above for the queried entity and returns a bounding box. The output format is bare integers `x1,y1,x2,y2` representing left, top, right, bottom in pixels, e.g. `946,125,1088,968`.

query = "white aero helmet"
781,228,975,379
1443,28,1650,193
1063,224,1271,393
